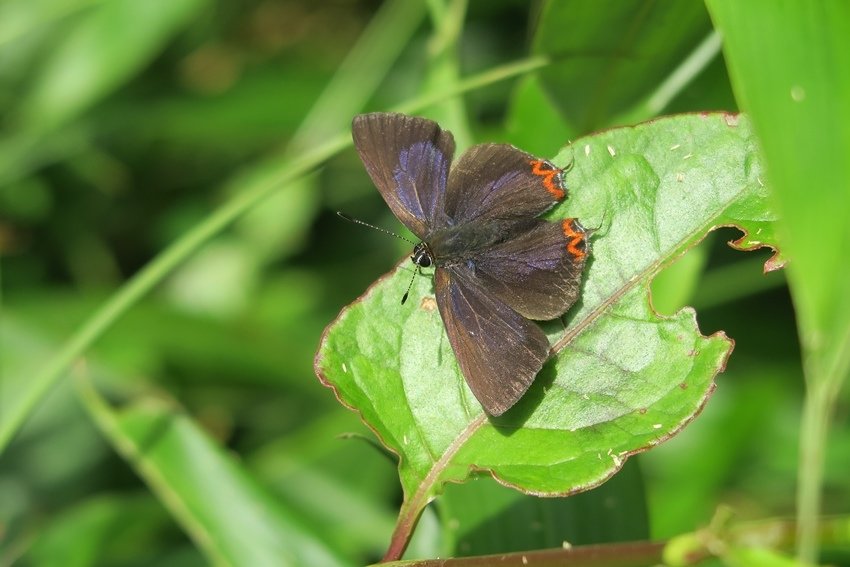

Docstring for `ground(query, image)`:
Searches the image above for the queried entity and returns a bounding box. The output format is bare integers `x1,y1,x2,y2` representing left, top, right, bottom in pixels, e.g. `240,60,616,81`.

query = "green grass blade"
706,1,850,561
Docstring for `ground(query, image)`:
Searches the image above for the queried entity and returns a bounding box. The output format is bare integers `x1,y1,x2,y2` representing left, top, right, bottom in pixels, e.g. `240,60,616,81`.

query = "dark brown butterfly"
352,112,588,416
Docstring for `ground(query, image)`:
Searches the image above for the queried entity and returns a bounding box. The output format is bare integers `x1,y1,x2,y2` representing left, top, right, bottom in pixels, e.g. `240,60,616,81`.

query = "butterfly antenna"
336,212,416,244
586,210,607,235
400,268,418,305
338,212,423,305
563,141,576,173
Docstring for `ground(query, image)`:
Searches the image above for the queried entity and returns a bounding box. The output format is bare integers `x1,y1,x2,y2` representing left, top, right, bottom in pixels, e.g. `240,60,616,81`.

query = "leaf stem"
383,500,424,562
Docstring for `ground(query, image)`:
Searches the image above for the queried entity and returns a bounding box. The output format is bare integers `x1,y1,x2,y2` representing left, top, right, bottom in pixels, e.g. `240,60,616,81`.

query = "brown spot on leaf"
420,296,437,312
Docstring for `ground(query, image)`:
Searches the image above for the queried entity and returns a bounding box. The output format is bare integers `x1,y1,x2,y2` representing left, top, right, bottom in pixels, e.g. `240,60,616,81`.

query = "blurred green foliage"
0,0,848,566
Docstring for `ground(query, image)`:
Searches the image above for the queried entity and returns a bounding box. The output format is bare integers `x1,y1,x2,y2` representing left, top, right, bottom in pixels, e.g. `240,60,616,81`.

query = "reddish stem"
382,500,423,562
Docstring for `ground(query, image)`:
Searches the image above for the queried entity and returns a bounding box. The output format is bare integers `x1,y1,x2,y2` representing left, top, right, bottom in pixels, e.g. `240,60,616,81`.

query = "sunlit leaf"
315,114,780,535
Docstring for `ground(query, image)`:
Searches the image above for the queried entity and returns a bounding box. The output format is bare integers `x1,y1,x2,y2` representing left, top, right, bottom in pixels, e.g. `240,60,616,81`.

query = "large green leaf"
706,1,850,561
315,113,780,549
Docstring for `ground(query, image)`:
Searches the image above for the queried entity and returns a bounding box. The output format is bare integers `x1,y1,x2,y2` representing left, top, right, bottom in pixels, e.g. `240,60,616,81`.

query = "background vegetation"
1,0,848,565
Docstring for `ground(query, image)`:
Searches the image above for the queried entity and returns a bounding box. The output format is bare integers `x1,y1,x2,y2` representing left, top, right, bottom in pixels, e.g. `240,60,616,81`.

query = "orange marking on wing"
561,219,587,260
529,160,565,200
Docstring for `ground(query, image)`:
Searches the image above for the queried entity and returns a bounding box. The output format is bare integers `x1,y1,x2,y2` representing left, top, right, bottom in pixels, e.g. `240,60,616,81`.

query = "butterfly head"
411,242,434,268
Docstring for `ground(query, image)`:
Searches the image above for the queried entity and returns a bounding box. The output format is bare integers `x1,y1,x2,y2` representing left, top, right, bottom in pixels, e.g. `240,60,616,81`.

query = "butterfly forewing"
434,267,550,416
352,113,456,239
445,143,567,225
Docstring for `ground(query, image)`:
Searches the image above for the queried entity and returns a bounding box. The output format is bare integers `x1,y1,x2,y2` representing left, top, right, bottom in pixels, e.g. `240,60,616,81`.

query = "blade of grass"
74,373,348,566
421,0,472,148
706,1,850,561
642,31,722,117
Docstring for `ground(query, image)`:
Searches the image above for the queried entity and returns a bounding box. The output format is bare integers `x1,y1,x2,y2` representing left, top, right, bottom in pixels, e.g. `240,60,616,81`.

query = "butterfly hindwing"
474,218,589,320
352,113,456,239
434,266,550,416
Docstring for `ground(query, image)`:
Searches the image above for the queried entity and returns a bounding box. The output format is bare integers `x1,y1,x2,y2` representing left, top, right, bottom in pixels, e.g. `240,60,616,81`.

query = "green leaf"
533,0,712,131
706,2,850,562
78,383,348,567
315,113,780,550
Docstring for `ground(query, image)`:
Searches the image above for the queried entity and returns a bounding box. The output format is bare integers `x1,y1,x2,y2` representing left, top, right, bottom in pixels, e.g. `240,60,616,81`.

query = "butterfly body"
352,112,589,416
424,219,524,267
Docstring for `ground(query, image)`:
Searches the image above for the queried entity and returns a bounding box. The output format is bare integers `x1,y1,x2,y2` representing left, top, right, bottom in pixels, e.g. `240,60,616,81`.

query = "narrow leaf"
78,383,348,567
706,1,850,561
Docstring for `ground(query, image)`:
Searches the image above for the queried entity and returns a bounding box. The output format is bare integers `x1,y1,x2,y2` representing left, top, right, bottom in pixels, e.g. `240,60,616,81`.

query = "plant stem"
796,382,829,562
796,325,850,562
395,55,549,116
383,500,423,562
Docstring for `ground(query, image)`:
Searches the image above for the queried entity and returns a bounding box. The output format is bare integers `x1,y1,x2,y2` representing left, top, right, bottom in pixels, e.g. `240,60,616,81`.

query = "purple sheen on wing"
393,141,449,222
477,171,523,208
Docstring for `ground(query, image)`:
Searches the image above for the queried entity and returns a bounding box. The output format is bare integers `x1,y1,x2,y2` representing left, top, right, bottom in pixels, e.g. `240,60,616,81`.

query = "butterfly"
352,112,588,416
